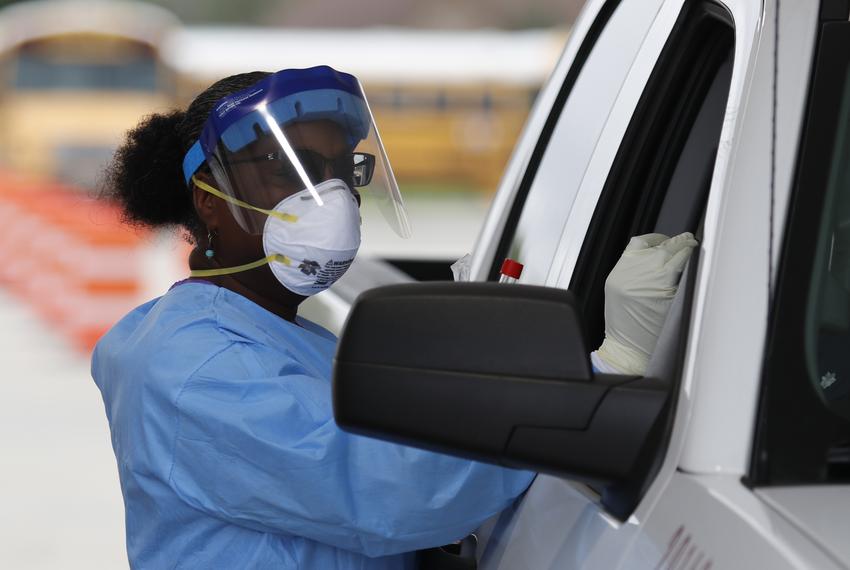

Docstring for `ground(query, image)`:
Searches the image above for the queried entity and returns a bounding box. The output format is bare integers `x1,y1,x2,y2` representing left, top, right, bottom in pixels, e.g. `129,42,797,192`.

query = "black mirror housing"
333,282,667,492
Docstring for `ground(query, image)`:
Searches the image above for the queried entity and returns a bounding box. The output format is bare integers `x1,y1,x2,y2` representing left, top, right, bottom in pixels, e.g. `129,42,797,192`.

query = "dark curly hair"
101,71,270,243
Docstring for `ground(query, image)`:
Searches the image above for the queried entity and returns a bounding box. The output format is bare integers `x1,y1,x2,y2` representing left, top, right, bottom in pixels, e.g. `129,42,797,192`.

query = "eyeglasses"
228,149,376,188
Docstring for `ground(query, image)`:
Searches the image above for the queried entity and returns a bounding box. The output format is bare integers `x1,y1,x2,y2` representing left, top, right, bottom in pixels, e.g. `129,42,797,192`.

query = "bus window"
13,38,158,92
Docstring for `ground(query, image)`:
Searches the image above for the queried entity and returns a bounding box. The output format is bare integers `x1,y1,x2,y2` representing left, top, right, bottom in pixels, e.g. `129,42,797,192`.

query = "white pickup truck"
317,0,850,567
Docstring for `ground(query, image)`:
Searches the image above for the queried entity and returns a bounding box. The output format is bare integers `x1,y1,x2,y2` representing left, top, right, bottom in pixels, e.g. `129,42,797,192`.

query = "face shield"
182,66,411,238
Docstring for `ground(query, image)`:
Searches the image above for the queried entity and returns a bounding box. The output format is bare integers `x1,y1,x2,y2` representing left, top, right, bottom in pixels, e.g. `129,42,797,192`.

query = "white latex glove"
593,232,698,375
451,253,472,282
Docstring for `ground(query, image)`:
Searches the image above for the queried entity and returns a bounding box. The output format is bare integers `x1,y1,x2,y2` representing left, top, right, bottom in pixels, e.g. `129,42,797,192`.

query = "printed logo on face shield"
298,260,321,276
216,88,264,118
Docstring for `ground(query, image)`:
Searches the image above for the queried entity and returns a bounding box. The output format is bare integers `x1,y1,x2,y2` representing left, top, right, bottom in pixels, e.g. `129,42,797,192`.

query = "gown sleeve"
167,341,535,558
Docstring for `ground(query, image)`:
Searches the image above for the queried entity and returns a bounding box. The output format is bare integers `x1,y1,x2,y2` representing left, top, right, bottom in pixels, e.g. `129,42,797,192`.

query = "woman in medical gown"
93,67,535,570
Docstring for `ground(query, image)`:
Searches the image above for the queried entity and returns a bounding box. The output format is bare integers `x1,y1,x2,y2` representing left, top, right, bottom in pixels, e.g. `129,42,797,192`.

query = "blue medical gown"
92,282,535,569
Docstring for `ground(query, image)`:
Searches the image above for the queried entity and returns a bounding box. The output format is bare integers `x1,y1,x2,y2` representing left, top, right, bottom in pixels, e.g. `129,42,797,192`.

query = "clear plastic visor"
203,90,410,237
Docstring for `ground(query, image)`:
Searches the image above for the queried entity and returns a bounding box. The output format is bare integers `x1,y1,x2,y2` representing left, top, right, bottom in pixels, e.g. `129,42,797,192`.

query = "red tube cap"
500,258,524,279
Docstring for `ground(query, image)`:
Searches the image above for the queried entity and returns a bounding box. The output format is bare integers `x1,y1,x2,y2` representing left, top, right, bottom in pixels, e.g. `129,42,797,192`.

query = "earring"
205,230,216,259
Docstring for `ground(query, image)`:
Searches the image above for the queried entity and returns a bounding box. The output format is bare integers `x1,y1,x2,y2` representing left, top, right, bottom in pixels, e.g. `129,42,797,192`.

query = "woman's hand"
593,232,698,375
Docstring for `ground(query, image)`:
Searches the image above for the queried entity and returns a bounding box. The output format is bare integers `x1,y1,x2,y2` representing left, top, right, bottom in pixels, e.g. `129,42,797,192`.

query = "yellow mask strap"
190,253,292,278
191,176,299,223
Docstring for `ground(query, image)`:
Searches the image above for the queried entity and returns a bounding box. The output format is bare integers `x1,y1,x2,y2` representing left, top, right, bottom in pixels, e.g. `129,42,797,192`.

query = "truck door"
479,0,745,567
630,5,847,569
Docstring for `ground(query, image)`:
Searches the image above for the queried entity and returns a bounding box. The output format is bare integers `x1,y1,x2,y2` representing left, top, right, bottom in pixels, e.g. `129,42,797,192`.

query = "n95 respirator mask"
262,178,361,296
190,177,361,296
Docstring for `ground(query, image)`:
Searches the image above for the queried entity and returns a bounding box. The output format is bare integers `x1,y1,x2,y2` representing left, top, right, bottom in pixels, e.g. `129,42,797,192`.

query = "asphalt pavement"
0,190,490,568
0,289,127,569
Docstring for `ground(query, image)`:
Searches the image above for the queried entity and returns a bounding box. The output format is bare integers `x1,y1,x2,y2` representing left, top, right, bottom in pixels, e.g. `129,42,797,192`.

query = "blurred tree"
265,0,586,28
0,0,582,27
146,0,285,24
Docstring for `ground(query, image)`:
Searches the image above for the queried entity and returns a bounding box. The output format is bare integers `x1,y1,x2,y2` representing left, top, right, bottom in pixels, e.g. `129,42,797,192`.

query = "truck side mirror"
333,283,669,508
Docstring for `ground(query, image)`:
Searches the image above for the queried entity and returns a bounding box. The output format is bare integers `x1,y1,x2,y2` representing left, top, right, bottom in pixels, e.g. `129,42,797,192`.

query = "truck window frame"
568,1,734,348
569,0,735,515
487,0,623,281
749,17,850,487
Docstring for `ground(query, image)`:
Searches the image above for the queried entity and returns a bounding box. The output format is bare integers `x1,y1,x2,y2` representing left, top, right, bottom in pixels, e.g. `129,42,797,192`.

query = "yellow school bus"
0,0,178,187
165,28,564,192
0,4,562,193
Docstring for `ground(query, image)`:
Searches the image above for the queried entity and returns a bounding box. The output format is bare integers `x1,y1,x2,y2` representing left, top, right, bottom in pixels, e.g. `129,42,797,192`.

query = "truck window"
566,0,734,515
751,20,850,486
491,0,646,285
570,1,733,353
808,77,850,422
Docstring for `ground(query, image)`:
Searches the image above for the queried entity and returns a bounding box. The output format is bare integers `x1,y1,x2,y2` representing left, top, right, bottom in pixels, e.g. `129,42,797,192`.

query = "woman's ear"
192,174,221,228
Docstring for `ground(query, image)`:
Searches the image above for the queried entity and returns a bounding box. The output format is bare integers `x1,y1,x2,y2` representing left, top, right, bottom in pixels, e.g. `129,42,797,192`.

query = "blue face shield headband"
182,66,411,238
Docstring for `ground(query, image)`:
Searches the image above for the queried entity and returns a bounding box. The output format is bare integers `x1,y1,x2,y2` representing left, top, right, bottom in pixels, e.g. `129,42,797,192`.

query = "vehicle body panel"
475,0,842,568
756,486,850,565
326,0,850,567
636,474,842,569
678,0,819,475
